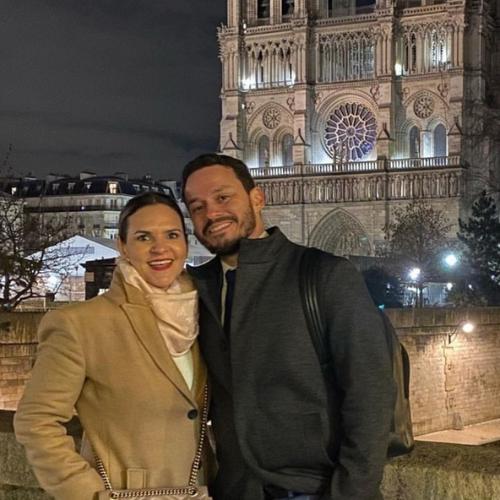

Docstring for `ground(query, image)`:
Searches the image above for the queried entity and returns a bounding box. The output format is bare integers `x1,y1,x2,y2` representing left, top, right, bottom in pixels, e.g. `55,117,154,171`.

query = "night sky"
0,0,226,181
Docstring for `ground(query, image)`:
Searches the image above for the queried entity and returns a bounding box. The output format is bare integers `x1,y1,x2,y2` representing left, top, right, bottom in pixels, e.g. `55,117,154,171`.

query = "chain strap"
94,384,209,497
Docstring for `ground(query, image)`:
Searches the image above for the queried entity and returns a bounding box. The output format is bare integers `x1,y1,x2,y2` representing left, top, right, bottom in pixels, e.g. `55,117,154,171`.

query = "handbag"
94,385,213,499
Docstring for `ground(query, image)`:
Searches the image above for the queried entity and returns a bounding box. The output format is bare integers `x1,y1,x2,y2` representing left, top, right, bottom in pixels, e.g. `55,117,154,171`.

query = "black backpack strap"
299,247,330,366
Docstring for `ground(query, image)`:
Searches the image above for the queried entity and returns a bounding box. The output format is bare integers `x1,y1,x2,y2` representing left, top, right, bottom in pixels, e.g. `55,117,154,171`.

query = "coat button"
187,409,198,420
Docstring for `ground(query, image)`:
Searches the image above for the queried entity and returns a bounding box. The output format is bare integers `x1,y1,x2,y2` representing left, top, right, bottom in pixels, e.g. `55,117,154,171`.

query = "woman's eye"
136,234,150,241
167,232,180,239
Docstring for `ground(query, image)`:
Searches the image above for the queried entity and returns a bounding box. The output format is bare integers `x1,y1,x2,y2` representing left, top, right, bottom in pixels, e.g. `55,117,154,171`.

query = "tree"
452,191,500,305
381,201,452,307
362,266,403,308
0,146,74,310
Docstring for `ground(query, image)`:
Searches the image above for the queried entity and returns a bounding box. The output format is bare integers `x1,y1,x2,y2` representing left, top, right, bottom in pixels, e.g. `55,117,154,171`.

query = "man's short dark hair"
181,153,255,201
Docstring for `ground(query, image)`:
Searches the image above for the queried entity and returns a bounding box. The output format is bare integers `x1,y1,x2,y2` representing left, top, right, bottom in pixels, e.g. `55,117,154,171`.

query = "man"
182,153,394,500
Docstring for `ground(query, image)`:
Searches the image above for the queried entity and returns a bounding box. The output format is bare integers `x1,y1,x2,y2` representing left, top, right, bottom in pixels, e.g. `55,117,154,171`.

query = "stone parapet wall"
1,308,500,435
386,307,500,435
2,410,499,500
0,313,42,411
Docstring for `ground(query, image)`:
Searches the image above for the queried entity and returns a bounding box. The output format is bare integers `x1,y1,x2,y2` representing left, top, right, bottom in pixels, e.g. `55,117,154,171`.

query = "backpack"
299,248,414,458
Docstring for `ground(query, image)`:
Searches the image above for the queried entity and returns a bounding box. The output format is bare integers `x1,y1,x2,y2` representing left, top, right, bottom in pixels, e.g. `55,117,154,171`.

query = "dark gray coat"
188,228,394,500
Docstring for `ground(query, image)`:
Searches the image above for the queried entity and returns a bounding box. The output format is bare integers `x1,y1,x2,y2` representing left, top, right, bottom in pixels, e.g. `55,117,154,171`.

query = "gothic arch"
308,209,372,256
247,102,293,131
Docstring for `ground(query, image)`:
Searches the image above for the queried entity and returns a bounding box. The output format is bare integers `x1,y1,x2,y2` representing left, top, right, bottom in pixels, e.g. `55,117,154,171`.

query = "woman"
15,193,208,500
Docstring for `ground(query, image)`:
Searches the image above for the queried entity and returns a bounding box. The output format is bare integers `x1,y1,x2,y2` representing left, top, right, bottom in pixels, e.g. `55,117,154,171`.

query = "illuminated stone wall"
1,308,500,435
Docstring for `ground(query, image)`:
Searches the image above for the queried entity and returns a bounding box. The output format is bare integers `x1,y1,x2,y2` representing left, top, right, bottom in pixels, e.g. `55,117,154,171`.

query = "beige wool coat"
14,270,208,500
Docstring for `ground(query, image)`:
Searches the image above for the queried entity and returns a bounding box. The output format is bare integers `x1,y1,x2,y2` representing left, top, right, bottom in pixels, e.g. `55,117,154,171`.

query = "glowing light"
241,78,253,91
444,253,458,267
462,322,475,334
394,63,403,76
446,282,453,291
408,267,421,281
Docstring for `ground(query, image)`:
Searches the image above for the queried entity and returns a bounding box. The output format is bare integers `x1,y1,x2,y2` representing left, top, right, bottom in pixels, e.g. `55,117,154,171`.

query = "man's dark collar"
236,226,287,264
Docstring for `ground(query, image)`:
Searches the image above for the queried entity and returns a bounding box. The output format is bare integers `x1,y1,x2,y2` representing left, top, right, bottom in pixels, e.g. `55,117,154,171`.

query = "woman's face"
118,203,188,289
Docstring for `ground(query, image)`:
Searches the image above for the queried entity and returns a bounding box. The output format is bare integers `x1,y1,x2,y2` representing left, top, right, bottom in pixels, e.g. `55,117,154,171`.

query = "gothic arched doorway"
308,209,371,256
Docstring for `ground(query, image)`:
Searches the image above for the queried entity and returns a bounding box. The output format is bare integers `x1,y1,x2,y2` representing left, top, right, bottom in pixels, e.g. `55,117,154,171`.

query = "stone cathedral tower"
217,0,500,256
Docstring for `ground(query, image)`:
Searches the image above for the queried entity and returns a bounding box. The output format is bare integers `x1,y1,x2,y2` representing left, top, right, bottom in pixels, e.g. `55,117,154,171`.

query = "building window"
258,136,270,168
433,124,447,157
324,103,377,161
257,0,270,18
319,34,374,82
429,29,448,70
108,181,119,194
282,134,294,166
282,0,294,17
409,126,421,158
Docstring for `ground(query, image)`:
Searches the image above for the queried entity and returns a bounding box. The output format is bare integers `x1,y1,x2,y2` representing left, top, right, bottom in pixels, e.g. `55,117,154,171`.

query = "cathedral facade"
217,0,500,256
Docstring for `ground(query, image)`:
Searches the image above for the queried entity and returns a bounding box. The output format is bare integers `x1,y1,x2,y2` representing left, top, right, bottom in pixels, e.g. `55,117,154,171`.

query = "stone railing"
250,156,462,178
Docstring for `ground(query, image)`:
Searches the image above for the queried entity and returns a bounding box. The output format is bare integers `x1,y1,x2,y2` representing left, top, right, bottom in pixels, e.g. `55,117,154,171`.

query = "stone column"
227,0,240,28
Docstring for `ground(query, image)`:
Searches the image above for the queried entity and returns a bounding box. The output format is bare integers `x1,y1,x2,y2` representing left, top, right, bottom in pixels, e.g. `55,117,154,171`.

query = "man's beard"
196,206,257,256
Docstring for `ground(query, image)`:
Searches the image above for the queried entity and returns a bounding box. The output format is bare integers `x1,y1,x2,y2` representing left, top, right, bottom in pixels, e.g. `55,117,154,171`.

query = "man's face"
184,165,265,256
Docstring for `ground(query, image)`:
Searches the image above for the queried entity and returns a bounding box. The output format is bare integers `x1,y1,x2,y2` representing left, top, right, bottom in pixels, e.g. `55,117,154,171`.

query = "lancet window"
258,0,271,19
282,0,294,17
282,134,294,166
397,23,453,75
433,124,447,156
258,136,270,168
242,41,295,89
409,126,420,158
318,32,374,82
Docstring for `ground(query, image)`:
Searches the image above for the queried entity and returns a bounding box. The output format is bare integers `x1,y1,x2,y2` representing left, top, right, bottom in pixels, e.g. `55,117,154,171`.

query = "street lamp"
448,320,475,344
408,267,421,281
444,253,458,268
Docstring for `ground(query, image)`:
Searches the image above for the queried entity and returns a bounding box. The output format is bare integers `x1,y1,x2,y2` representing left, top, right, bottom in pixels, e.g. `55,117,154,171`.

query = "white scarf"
118,259,199,357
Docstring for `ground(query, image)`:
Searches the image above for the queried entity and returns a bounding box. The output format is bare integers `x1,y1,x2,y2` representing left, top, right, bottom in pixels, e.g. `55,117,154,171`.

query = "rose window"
263,107,281,129
324,103,377,161
413,95,434,119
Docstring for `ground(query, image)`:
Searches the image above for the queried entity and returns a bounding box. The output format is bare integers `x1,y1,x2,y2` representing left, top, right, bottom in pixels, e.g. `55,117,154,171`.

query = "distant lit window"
67,182,75,193
84,182,91,192
108,181,119,194
10,187,17,195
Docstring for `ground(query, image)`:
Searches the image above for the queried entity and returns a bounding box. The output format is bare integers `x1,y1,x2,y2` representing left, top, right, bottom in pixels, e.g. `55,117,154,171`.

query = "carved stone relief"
262,107,281,129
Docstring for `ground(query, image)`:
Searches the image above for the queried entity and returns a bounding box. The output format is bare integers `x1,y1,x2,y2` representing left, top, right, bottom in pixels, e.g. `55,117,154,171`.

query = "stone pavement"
416,418,500,446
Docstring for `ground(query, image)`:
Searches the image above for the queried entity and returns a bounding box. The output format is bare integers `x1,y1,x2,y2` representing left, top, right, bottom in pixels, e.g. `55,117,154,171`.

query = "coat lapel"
121,303,197,406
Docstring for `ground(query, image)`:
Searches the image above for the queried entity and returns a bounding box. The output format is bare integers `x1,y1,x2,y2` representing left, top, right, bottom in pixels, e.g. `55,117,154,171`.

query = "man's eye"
190,204,202,213
218,194,229,202
167,231,181,239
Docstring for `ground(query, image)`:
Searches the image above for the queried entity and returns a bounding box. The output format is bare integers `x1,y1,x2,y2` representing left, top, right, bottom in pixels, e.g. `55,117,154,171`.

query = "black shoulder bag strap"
299,247,330,368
